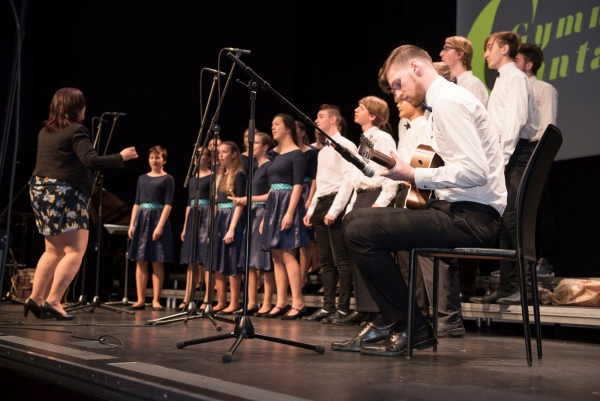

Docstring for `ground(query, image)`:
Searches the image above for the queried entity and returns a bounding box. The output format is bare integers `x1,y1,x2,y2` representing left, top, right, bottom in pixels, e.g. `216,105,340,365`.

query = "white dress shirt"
398,116,432,163
413,76,507,215
487,62,539,165
346,126,398,213
456,70,489,108
307,132,357,218
529,75,558,142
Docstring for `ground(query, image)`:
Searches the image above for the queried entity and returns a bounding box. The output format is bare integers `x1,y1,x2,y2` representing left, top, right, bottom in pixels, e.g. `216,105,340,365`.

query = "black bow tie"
321,140,330,147
497,72,500,78
404,122,411,130
421,102,432,112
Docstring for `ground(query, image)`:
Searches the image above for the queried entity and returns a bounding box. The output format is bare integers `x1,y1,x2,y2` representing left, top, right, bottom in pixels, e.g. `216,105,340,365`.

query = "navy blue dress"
212,170,246,276
180,174,211,264
238,161,273,271
129,174,174,263
262,150,308,250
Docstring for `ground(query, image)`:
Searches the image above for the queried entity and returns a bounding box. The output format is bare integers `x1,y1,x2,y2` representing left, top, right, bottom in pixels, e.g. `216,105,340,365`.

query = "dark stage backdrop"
1,0,597,279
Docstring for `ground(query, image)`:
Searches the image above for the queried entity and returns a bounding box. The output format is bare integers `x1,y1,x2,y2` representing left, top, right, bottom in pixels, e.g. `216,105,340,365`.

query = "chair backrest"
516,124,563,263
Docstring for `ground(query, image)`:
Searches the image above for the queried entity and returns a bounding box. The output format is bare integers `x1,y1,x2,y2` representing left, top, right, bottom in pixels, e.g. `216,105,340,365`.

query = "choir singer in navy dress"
260,114,308,320
233,132,275,316
178,147,212,310
128,146,174,311
212,141,247,314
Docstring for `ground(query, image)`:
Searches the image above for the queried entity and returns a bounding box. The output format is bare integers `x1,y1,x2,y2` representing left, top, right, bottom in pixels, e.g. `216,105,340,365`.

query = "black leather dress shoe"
360,323,437,357
469,289,512,304
331,311,370,326
330,321,393,352
301,308,332,322
437,319,466,338
497,291,533,305
321,310,347,324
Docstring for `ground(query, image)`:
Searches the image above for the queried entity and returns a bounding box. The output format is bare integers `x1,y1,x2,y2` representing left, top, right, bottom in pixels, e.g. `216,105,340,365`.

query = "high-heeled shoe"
262,304,291,319
41,302,74,321
23,298,43,319
280,306,308,320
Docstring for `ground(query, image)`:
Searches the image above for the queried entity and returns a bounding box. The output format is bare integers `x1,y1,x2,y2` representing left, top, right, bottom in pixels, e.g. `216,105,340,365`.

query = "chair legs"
432,258,439,353
529,260,542,359
407,253,439,357
408,250,541,365
518,255,533,366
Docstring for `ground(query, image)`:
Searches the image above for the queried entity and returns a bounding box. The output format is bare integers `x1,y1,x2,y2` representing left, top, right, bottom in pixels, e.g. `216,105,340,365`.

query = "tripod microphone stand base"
148,303,233,330
176,315,325,363
67,295,135,315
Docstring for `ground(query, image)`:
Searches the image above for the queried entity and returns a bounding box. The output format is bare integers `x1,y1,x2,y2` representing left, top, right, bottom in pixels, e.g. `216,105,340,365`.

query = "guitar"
358,137,444,209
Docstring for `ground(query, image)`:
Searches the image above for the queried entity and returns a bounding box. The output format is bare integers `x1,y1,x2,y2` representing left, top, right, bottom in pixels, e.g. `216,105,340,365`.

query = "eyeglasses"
441,45,456,52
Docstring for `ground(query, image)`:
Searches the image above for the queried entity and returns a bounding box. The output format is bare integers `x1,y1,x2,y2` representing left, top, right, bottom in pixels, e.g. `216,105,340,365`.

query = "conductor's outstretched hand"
120,147,138,161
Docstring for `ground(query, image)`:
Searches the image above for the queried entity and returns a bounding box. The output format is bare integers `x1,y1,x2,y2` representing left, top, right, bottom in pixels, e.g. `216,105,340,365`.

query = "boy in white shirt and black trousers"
303,105,356,322
515,43,558,278
470,31,539,305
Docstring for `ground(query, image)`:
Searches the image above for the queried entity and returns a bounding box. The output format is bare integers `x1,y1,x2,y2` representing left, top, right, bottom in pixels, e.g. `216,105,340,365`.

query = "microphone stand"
175,59,325,363
149,58,242,327
66,114,134,315
148,71,229,328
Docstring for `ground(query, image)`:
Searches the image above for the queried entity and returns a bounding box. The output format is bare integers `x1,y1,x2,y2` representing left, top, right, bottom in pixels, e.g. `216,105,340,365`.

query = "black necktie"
421,102,432,112
404,122,411,130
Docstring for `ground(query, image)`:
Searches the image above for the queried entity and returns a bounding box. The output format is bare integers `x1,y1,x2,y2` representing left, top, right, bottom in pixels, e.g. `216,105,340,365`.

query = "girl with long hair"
260,114,308,320
233,132,275,316
212,141,246,314
178,147,212,310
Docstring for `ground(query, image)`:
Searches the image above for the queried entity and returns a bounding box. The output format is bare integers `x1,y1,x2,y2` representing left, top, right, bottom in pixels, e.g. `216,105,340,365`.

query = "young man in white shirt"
470,31,539,305
515,43,558,278
303,105,356,322
440,36,489,107
337,45,506,357
329,96,397,328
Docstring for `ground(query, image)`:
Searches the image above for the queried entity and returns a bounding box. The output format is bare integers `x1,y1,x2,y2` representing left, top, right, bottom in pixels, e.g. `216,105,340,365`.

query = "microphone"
332,142,375,178
106,112,126,117
203,68,226,76
93,116,107,123
224,47,251,55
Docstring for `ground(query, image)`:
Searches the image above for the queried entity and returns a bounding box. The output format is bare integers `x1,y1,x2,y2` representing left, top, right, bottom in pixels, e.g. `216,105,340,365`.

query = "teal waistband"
191,199,210,206
303,177,312,183
217,202,234,209
252,201,267,205
140,203,164,209
271,183,293,191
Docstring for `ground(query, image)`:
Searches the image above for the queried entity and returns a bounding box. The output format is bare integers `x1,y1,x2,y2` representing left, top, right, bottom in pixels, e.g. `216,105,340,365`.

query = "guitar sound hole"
418,160,424,165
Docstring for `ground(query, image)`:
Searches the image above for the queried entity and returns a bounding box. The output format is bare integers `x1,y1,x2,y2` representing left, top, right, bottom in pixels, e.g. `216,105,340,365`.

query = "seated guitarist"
337,45,507,358
394,64,467,339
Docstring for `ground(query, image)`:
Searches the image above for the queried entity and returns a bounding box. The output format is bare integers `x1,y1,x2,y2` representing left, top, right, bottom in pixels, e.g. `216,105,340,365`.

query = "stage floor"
1,302,600,401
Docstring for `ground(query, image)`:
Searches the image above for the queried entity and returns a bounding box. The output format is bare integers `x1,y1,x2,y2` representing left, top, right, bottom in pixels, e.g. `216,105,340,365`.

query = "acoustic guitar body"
403,145,444,210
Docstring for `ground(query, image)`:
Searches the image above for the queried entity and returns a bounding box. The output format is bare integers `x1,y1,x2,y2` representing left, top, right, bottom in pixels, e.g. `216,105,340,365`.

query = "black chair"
406,124,563,366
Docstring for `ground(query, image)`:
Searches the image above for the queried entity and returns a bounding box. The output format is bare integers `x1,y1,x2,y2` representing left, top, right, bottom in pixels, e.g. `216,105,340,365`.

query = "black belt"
317,192,338,202
356,187,382,195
